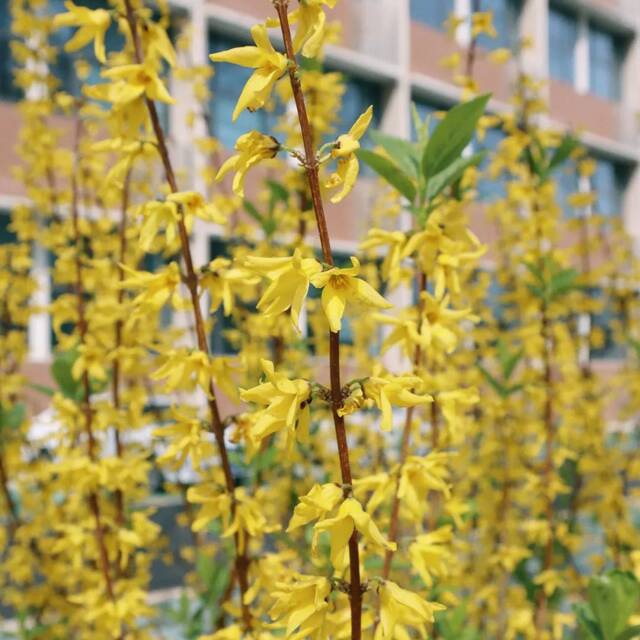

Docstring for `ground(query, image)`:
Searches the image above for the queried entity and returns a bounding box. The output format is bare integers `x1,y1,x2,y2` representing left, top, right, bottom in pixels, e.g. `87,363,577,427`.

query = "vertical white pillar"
456,0,472,49
575,12,589,95
28,242,51,362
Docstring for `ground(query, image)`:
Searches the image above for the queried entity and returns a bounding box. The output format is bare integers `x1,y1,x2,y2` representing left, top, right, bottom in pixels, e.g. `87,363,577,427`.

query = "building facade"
0,0,638,371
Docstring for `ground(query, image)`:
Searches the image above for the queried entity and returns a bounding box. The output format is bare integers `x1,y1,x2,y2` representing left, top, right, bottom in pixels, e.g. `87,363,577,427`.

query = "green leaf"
546,134,579,176
51,349,83,400
497,339,523,381
629,337,640,359
27,382,55,397
617,626,640,640
266,179,289,208
576,602,606,640
370,129,419,177
477,364,508,399
242,199,264,226
356,149,417,202
0,403,26,431
422,93,491,179
588,571,640,640
426,151,486,202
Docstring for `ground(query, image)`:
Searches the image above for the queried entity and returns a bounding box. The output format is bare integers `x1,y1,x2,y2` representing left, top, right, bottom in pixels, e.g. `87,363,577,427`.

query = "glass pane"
548,5,577,85
209,32,283,149
0,211,16,245
591,157,628,217
589,24,622,101
476,127,507,201
476,0,522,51
556,164,580,219
0,0,21,100
410,0,454,31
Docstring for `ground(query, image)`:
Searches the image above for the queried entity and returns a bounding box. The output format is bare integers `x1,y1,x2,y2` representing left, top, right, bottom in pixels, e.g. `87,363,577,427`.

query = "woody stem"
122,0,252,629
273,3,362,638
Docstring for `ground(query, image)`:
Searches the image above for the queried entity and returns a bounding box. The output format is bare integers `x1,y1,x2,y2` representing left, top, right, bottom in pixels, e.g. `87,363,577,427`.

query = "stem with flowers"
273,2,364,636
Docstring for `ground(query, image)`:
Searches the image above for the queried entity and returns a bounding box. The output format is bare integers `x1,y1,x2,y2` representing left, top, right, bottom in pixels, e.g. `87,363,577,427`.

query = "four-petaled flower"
209,24,288,121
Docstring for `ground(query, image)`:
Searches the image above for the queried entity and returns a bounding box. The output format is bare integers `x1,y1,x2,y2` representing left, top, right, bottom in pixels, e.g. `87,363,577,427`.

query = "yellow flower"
287,483,343,531
314,497,395,570
240,359,311,451
120,262,182,311
53,1,111,63
378,580,446,638
209,24,288,121
326,106,373,203
363,374,433,431
244,249,322,328
567,191,596,208
138,200,180,251
439,52,461,69
488,47,512,64
153,407,216,470
360,229,406,287
310,256,392,333
167,191,226,224
151,349,213,394
408,526,454,588
290,0,338,58
471,12,497,38
270,575,332,638
216,131,280,198
102,63,175,104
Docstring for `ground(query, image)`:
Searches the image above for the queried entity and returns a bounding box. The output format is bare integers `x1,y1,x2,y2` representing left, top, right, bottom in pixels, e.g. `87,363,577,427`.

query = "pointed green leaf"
422,93,491,179
0,403,26,431
477,364,508,399
426,151,486,201
370,129,420,176
546,134,579,175
51,349,82,400
356,149,417,202
617,626,640,640
589,571,640,640
575,603,606,640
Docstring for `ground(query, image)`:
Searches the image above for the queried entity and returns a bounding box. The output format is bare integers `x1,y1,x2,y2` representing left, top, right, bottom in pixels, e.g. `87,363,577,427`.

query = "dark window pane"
591,157,629,217
476,0,522,51
208,31,283,148
549,5,577,85
0,211,16,245
589,24,623,101
0,0,21,100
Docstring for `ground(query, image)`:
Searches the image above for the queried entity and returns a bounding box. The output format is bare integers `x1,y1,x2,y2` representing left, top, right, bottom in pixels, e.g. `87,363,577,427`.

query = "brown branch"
69,116,117,607
382,271,427,579
122,1,252,629
273,3,362,637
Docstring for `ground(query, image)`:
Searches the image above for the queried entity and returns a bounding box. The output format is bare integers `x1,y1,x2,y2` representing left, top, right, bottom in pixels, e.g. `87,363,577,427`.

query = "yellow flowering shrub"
0,1,639,639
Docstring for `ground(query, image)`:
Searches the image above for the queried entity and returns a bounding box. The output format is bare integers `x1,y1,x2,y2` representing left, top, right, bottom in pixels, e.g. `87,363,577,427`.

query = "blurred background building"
0,0,638,369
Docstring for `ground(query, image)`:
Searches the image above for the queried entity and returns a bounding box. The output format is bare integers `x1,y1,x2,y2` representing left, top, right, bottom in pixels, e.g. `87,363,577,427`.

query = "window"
556,164,580,219
589,287,625,360
410,0,454,32
0,210,16,245
588,24,624,101
548,5,578,85
208,32,283,149
332,72,383,146
49,0,125,97
590,157,630,218
476,127,507,201
0,0,20,101
209,237,245,355
476,0,522,51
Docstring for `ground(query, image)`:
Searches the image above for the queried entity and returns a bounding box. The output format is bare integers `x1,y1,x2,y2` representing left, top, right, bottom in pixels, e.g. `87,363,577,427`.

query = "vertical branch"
112,170,131,577
121,1,252,628
69,117,117,607
273,2,362,637
382,270,426,579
